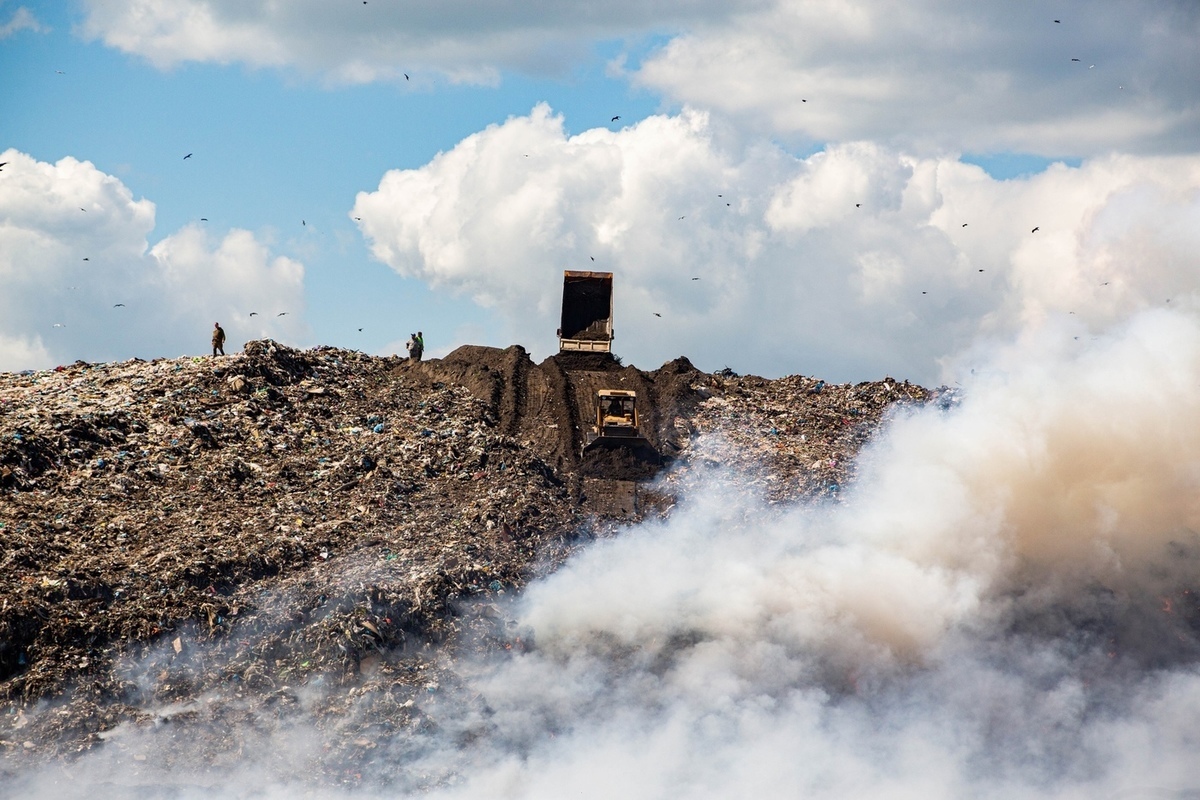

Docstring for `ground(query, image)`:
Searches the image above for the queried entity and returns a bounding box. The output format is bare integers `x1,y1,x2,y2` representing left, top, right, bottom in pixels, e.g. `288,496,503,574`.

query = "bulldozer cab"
598,390,637,432
583,389,657,462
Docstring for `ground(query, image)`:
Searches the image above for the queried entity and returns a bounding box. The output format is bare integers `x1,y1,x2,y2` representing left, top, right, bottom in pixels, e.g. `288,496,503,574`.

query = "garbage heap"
0,341,933,780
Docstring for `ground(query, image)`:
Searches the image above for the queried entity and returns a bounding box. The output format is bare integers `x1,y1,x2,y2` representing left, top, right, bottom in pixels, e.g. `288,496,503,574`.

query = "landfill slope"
0,340,931,779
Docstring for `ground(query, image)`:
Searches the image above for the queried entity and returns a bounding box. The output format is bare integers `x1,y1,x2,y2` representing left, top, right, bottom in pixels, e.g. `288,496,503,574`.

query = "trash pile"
0,341,933,781
668,372,932,502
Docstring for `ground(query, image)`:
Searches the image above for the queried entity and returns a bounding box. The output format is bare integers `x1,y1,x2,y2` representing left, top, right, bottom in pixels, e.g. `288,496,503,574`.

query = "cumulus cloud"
0,149,307,369
635,0,1200,155
353,105,1200,382
76,1,1199,154
77,0,743,82
0,6,43,39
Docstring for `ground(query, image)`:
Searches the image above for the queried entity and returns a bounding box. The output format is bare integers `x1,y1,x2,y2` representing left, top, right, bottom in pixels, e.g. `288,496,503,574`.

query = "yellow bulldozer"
582,389,655,457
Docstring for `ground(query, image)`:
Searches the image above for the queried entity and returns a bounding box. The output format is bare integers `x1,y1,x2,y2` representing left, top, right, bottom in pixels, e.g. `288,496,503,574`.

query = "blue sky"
1,6,666,357
2,1,1198,382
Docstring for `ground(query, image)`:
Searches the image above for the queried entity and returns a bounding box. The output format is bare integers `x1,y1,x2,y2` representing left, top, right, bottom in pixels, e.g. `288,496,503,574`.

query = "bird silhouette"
249,312,259,317
277,312,288,317
113,303,125,307
1031,226,1040,233
53,323,65,328
0,162,7,170
56,70,65,74
855,203,862,208
978,269,984,273
611,116,621,122
653,313,661,317
691,277,700,281
358,328,363,332
354,217,362,221
302,220,306,226
184,153,193,159
404,74,409,80
200,218,208,221
80,208,86,212
1071,58,1080,62
1054,19,1061,23
589,256,595,261
83,257,89,261
962,223,968,227
678,215,685,220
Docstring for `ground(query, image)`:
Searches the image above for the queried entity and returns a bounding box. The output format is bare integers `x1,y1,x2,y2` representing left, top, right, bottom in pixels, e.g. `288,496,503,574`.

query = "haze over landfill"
4,1,1200,798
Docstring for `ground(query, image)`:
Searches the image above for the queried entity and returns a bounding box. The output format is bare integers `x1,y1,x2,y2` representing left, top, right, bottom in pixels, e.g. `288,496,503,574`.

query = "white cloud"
353,106,1200,383
76,1,1199,155
77,0,743,82
635,0,1200,155
0,149,308,370
0,6,43,39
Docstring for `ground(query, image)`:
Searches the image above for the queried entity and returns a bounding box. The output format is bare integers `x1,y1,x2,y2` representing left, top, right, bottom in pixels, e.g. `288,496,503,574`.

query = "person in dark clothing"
212,322,226,356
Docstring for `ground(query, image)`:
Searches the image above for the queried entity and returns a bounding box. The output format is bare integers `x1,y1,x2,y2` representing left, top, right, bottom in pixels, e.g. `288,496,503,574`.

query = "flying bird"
611,116,621,122
678,215,685,220
184,153,193,159
404,74,409,80
53,323,65,328
1031,226,1040,233
801,99,807,102
358,328,363,332
589,256,595,261
855,203,861,208
80,208,86,212
1071,58,1080,62
56,70,65,74
978,269,984,273
1054,19,1061,23
83,257,89,261
962,223,969,227
277,312,288,317
113,303,125,307
249,312,259,317
200,218,208,221
691,277,700,281
0,162,7,170
653,313,661,317
302,220,306,226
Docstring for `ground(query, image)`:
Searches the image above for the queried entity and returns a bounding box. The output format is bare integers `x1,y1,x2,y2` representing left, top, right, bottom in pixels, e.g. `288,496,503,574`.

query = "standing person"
212,322,226,356
416,331,425,358
405,332,422,362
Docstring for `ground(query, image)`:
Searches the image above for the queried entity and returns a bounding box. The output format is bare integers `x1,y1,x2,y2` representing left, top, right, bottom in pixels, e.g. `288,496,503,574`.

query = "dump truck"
582,388,657,460
558,271,613,352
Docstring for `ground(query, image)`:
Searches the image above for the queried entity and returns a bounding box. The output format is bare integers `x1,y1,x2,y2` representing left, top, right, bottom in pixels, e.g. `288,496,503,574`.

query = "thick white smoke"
9,309,1200,799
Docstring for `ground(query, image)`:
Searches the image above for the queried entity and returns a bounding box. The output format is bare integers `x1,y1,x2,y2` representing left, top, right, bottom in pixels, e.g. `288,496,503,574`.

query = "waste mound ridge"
0,340,932,776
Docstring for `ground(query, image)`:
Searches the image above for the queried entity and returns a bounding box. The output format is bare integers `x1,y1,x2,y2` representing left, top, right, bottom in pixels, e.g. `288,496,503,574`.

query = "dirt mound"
0,340,933,774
